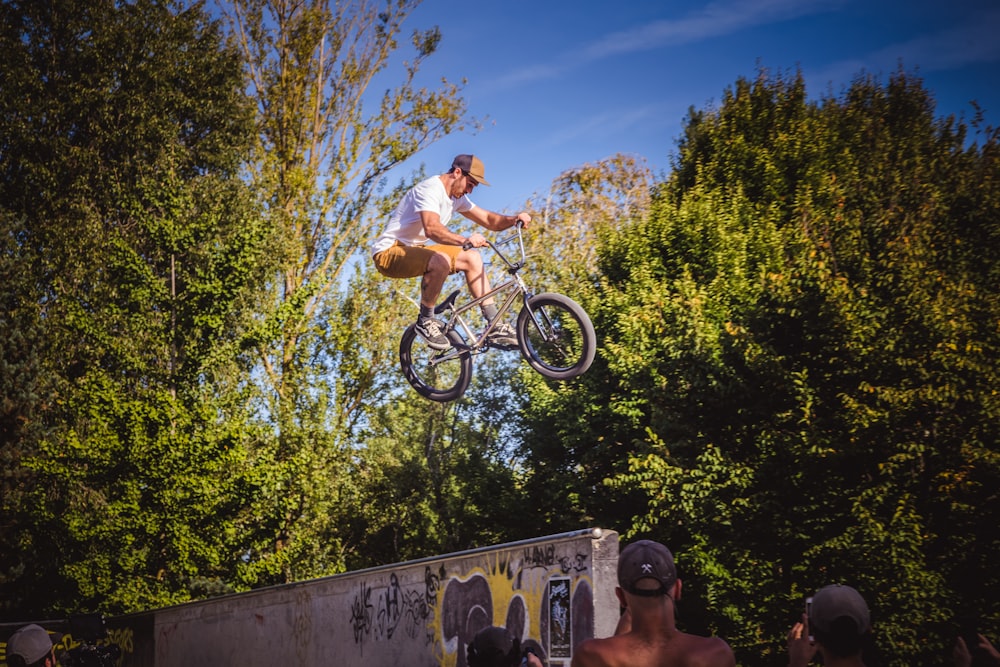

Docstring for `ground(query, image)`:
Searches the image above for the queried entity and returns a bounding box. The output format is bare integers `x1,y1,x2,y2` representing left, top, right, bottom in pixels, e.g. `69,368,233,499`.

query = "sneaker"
486,321,518,349
415,317,450,350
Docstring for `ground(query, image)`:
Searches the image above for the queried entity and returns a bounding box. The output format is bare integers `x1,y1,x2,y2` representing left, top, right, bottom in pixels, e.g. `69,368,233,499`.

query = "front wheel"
517,293,596,380
400,325,472,402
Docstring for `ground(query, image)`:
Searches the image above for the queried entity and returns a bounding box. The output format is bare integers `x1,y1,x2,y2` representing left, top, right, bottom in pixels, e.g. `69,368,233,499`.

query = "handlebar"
462,219,525,252
488,222,527,272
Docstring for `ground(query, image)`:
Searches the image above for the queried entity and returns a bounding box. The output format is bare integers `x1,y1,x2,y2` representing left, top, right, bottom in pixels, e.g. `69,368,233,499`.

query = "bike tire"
399,324,473,402
517,292,596,380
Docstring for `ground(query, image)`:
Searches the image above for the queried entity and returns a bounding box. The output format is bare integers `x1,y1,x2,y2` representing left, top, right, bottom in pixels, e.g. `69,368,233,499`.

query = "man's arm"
419,210,482,247
461,207,530,232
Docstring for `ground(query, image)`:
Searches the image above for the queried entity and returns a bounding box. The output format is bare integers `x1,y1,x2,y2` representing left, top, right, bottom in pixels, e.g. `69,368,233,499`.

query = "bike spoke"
517,293,595,380
399,325,473,401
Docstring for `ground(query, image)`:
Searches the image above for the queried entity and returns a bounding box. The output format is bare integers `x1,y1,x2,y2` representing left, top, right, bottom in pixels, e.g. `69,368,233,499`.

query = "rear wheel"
399,324,472,402
517,293,595,380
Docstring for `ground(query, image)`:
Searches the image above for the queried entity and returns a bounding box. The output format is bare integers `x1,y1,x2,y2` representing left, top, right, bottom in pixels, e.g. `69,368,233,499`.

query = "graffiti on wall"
344,545,595,666
350,566,444,648
522,545,590,576
431,550,594,667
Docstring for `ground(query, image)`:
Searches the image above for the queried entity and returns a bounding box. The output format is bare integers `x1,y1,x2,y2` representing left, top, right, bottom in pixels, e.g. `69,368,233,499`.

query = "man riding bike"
372,154,531,350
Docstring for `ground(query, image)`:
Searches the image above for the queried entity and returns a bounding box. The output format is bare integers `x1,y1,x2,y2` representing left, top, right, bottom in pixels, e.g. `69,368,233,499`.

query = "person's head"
808,584,871,658
467,625,521,667
6,624,55,667
447,154,490,197
616,539,680,605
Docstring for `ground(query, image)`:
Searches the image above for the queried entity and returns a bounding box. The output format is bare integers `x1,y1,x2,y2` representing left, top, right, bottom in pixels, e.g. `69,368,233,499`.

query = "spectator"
787,583,872,667
571,539,735,667
467,625,543,667
5,623,56,667
954,633,1000,667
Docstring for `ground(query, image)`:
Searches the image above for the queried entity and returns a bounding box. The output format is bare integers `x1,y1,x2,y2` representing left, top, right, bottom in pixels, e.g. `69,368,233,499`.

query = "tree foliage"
0,0,268,615
521,69,1000,666
217,0,473,585
4,5,997,664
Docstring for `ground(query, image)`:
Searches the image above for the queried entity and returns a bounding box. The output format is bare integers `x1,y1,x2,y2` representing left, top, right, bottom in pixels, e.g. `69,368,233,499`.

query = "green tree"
528,153,654,287
522,68,1000,666
219,0,471,584
343,370,532,571
0,0,268,615
0,213,54,611
515,154,656,536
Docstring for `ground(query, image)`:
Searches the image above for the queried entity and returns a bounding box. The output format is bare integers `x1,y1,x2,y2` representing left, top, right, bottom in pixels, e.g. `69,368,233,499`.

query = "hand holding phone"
805,597,814,643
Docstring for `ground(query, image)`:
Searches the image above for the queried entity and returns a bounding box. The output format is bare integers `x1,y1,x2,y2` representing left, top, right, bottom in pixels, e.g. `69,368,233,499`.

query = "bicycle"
399,223,596,402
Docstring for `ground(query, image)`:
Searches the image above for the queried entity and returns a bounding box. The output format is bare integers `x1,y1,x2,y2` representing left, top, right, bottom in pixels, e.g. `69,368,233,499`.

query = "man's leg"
374,243,452,349
408,251,451,349
454,247,491,303
421,251,451,308
455,248,517,347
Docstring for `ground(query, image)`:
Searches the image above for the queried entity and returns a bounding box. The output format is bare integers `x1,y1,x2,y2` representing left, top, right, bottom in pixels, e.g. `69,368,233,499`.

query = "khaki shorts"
373,241,462,278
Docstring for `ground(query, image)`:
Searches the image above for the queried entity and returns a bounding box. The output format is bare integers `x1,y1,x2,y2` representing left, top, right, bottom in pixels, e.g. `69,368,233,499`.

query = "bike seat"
435,290,461,314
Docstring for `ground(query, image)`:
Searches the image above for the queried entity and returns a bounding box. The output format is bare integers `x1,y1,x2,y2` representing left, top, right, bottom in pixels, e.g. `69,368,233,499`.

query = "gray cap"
810,584,871,635
7,624,53,664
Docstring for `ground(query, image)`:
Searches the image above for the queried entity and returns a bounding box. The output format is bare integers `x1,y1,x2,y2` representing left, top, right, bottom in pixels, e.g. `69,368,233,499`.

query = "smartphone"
805,597,814,642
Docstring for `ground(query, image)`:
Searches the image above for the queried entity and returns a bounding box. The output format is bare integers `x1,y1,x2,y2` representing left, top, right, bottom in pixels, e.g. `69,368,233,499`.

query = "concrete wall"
79,528,620,667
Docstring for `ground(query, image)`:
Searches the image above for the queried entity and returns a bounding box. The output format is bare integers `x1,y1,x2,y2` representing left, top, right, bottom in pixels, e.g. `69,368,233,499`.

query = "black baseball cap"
467,626,520,667
618,539,677,597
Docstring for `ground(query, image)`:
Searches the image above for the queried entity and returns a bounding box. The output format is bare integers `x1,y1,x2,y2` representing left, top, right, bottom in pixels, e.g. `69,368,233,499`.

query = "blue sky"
391,0,1000,212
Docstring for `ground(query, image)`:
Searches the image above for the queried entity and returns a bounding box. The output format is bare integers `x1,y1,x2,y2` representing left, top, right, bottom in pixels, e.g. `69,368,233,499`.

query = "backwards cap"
467,625,520,667
7,624,53,664
617,539,677,597
809,584,871,636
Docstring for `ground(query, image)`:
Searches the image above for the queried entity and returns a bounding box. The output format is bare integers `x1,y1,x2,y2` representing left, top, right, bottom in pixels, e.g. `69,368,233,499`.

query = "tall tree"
528,153,654,286
516,154,655,535
342,364,532,571
522,69,1000,666
0,0,268,615
219,0,470,584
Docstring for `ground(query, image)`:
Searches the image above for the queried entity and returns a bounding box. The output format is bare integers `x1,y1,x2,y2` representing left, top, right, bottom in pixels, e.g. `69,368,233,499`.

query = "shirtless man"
572,539,735,667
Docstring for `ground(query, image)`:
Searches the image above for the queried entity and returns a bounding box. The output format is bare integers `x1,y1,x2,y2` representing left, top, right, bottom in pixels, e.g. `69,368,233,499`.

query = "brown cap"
451,154,491,186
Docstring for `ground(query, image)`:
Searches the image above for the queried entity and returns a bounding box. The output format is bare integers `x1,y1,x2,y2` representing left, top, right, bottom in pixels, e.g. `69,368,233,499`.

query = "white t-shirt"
371,175,475,255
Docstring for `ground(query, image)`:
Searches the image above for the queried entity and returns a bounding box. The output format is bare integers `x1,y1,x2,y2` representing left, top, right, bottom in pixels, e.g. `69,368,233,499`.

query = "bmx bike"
399,223,596,402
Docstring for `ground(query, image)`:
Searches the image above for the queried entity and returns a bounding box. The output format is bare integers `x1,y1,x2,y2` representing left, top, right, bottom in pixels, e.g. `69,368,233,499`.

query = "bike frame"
424,225,535,363
398,223,597,401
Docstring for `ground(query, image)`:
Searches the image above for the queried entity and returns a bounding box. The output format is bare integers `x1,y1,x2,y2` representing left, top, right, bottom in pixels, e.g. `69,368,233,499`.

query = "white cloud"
541,104,664,149
808,8,1000,87
582,0,844,59
495,0,843,88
